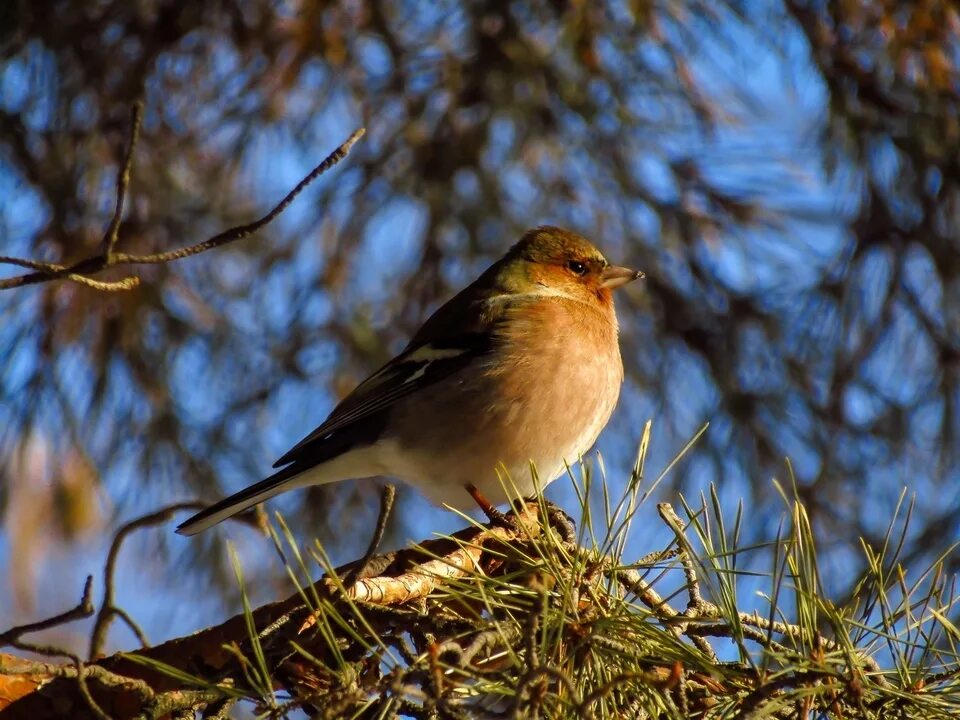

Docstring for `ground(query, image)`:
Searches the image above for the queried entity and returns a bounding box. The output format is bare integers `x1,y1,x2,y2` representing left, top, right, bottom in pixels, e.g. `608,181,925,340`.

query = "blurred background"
1,0,958,659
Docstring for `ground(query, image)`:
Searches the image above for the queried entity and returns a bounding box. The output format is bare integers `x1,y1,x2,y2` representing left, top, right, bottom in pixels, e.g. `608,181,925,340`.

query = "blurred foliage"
1,0,959,603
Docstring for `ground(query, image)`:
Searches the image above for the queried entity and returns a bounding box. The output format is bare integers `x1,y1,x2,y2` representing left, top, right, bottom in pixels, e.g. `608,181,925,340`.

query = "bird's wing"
272,265,522,469
272,334,500,469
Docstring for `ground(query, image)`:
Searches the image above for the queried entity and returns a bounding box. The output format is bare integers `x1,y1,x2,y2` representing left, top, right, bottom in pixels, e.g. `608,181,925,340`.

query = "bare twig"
0,112,365,291
0,255,140,291
101,102,143,261
0,575,94,648
657,502,718,659
73,659,114,720
1,502,239,718
607,563,681,623
657,503,709,612
437,625,523,669
634,547,681,566
89,501,207,660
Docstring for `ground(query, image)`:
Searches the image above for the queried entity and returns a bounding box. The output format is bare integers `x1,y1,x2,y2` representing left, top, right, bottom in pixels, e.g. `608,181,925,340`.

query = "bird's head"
498,226,643,307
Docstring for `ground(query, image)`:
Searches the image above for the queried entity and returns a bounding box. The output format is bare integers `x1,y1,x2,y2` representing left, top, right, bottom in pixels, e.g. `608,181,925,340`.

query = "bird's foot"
341,484,397,589
465,483,518,531
464,486,575,542
539,500,577,545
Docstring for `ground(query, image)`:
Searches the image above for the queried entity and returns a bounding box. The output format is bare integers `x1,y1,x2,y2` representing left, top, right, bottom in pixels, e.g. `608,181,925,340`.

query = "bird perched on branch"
177,226,643,535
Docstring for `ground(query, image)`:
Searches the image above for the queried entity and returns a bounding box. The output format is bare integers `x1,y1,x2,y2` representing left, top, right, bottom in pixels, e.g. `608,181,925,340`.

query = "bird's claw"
464,485,576,542
465,483,518,530
540,500,577,544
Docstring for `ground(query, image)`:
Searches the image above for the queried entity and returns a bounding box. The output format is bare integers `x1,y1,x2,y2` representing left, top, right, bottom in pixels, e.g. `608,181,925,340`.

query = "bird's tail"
176,464,309,536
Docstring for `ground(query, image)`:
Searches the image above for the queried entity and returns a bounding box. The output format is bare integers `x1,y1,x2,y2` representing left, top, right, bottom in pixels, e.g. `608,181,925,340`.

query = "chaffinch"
177,226,643,535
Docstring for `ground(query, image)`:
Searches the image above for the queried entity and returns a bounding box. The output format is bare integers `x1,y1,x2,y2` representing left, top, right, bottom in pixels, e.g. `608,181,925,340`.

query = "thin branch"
67,274,142,291
657,502,709,612
0,256,140,290
110,125,365,265
73,659,113,720
0,256,68,272
89,501,207,660
0,119,365,291
101,102,143,261
657,502,718,659
0,575,94,647
112,607,150,650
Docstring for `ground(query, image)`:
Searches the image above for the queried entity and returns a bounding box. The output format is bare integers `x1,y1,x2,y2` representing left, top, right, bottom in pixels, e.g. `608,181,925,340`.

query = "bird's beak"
600,265,644,289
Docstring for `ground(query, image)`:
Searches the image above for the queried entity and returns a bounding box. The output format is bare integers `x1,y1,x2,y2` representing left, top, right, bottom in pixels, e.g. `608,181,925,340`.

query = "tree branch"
0,503,546,719
0,105,365,291
89,502,208,661
0,576,94,650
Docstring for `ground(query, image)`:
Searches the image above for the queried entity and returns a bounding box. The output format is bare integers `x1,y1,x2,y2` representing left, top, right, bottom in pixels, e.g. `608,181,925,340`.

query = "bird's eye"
567,260,587,276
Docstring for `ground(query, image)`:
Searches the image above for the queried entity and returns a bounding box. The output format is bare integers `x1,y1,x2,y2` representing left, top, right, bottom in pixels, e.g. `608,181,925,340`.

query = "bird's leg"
465,483,515,529
342,483,397,588
465,486,574,542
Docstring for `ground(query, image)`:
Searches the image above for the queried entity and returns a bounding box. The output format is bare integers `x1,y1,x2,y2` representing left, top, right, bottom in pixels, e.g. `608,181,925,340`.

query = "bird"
176,226,643,535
